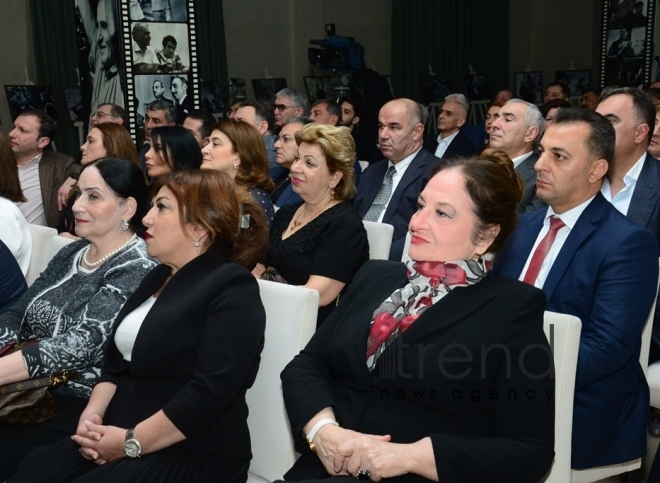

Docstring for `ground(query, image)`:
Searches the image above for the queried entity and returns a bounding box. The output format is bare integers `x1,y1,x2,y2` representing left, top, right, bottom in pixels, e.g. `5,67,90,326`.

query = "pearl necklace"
82,234,137,268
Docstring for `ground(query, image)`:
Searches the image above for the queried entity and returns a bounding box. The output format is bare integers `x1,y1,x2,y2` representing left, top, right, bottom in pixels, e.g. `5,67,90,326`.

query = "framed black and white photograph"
419,75,450,104
64,86,84,122
74,0,125,122
134,74,174,125
251,78,288,104
514,72,543,104
5,85,58,121
608,0,649,29
200,81,223,114
462,74,490,101
130,22,190,74
130,0,187,22
555,70,591,96
304,76,331,104
602,1,655,87
120,0,199,137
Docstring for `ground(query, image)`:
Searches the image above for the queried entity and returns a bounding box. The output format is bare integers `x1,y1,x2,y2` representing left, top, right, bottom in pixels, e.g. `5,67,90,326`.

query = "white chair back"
25,224,57,286
246,280,319,483
540,311,581,483
362,221,394,260
47,235,75,263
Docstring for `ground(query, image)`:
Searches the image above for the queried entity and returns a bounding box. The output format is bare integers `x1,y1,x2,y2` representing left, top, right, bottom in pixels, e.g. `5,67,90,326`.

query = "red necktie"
523,216,566,285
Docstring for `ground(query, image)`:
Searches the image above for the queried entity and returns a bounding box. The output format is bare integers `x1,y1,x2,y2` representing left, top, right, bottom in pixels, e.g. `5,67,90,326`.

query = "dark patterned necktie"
364,166,396,222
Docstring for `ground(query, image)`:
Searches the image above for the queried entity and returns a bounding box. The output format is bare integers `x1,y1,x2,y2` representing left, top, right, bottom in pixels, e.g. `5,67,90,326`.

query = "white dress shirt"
434,131,459,158
600,152,645,216
16,153,47,226
511,151,534,169
519,196,595,288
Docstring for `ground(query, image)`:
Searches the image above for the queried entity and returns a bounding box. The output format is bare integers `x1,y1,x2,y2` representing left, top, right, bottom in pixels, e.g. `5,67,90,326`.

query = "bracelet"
305,418,338,454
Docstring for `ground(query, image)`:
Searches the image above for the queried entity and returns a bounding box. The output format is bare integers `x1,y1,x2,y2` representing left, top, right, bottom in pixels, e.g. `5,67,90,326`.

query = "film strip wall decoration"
601,0,655,88
119,0,199,140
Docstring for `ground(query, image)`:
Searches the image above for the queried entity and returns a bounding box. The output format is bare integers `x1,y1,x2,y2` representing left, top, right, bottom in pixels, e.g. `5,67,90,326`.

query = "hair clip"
240,214,250,229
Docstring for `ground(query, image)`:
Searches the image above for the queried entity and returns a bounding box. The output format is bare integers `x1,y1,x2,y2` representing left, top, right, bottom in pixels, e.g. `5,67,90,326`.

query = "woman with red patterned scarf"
279,149,555,483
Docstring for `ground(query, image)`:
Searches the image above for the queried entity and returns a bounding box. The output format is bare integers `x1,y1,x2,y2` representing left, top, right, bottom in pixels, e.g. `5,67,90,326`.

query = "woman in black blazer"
11,170,269,482
280,150,555,482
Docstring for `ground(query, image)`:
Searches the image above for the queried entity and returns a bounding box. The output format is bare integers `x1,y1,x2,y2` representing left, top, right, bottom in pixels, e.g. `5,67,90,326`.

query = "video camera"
308,23,365,71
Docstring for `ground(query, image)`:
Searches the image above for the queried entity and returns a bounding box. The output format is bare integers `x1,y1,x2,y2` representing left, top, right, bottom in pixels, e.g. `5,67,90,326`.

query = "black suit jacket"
99,250,266,460
354,149,440,260
516,152,546,214
282,261,554,482
423,130,478,159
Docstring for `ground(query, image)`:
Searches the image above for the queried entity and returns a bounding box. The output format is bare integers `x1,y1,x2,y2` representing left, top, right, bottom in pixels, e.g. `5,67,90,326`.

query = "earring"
330,188,335,201
194,239,200,247
121,220,129,231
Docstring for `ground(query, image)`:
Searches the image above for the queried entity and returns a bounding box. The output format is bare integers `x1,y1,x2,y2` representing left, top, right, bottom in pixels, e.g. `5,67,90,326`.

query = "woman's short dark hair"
150,126,202,175
428,149,525,254
82,157,150,236
162,170,268,269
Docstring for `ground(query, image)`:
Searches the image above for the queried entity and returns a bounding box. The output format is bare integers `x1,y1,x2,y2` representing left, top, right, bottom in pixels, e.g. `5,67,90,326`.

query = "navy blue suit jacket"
423,130,478,159
354,149,440,260
626,153,660,345
493,193,659,468
628,153,660,249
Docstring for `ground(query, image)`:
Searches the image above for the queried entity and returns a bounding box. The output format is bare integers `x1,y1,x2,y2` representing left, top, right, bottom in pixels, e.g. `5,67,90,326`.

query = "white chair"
571,260,660,482
47,235,75,264
362,221,394,260
540,311,582,483
25,224,57,286
246,280,319,483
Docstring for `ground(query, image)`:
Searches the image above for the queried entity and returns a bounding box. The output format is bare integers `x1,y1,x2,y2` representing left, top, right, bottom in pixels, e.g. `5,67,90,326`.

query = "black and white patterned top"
0,238,157,399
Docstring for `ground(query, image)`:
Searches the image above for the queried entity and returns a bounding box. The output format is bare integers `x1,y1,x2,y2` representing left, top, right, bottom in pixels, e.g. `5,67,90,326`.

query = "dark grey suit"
625,153,660,347
516,152,546,214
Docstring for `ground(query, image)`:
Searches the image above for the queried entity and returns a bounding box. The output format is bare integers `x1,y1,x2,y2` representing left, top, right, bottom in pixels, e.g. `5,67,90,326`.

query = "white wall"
0,0,35,134
509,0,600,93
223,0,391,95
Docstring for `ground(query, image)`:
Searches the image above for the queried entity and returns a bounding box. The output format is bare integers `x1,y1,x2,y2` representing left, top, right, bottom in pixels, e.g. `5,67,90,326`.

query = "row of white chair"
26,219,395,288
31,222,648,482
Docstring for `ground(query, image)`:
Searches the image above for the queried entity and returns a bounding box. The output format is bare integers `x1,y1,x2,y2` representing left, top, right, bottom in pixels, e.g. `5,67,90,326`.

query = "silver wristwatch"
123,428,142,458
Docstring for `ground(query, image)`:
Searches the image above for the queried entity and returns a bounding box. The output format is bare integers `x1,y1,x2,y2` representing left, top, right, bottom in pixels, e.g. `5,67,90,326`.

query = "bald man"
354,98,441,260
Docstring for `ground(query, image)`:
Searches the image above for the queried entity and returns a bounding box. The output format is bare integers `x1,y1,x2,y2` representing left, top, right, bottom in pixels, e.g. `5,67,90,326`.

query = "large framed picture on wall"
601,1,655,87
72,0,199,139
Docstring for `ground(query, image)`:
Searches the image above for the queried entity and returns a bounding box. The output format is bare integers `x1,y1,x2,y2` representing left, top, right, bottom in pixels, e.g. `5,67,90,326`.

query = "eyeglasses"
274,104,297,112
91,111,117,120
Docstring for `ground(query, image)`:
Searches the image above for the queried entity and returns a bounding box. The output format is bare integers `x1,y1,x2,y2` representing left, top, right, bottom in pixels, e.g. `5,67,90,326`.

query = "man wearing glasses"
90,103,128,127
273,88,308,129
